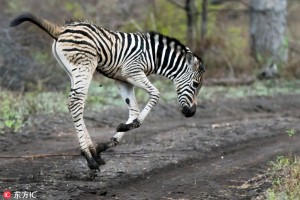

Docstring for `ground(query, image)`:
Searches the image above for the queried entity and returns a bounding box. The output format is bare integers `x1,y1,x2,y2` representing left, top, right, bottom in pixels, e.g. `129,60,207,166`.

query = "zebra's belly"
96,65,127,82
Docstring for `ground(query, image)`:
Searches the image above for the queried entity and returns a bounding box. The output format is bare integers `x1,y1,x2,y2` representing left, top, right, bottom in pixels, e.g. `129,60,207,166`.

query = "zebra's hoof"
94,156,106,165
116,123,129,132
96,143,109,153
88,160,100,170
81,151,100,170
96,138,119,154
116,119,141,132
90,147,106,165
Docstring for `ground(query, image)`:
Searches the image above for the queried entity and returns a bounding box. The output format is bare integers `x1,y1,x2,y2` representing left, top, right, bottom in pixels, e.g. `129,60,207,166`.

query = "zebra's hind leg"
53,42,104,170
67,72,105,169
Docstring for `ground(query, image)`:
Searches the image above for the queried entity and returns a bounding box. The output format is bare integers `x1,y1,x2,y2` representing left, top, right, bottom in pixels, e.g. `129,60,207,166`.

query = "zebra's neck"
146,32,189,82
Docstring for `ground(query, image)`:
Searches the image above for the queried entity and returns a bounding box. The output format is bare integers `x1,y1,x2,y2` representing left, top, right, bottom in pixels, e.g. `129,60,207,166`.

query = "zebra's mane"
147,31,188,52
146,31,202,62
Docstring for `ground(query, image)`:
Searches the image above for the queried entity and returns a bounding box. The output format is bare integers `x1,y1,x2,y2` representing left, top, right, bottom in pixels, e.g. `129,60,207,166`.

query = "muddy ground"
0,94,300,200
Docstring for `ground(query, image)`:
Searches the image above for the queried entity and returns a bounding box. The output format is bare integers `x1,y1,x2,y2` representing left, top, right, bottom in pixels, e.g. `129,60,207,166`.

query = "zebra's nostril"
181,106,190,116
181,105,196,117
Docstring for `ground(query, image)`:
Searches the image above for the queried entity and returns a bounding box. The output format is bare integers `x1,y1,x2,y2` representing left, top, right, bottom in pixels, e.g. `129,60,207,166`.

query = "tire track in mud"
80,116,300,200
97,125,300,200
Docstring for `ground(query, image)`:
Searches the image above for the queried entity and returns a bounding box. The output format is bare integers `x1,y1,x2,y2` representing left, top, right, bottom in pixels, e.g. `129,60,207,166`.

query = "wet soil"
0,94,300,200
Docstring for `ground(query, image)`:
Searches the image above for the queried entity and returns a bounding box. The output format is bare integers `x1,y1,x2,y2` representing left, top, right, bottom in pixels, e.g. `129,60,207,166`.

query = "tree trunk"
201,0,208,41
185,0,196,50
250,0,287,65
200,0,208,56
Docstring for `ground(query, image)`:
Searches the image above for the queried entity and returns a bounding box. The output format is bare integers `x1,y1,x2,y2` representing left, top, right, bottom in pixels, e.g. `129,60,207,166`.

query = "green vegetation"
201,79,300,100
267,129,300,199
287,129,296,138
0,92,24,132
267,156,300,200
0,90,67,133
64,1,84,19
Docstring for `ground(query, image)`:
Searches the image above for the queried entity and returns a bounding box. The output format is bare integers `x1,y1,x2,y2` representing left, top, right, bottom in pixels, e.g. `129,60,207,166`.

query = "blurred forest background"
0,0,299,91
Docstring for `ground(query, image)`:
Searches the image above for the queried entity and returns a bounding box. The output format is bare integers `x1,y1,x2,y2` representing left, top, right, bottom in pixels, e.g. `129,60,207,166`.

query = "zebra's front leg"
97,71,160,154
96,80,140,153
115,80,141,132
117,71,160,131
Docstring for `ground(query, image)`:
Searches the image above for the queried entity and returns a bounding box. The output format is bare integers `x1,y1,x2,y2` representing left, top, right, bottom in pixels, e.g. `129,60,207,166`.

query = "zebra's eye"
192,81,200,88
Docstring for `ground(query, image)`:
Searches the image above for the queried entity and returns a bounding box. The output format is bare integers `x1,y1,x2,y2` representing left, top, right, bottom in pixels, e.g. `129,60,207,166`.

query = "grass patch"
266,129,300,199
0,92,24,132
267,156,300,199
0,90,67,133
200,79,300,100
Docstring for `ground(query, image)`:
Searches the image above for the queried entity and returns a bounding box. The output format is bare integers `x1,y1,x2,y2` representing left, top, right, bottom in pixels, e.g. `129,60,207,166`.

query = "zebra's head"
175,52,205,118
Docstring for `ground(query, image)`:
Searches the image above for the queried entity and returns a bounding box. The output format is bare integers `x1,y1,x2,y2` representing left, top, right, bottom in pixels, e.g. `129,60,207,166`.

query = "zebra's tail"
10,13,63,40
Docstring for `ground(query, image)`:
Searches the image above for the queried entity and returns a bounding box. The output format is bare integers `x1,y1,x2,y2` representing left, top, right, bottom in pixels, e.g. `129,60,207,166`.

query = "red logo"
3,191,11,199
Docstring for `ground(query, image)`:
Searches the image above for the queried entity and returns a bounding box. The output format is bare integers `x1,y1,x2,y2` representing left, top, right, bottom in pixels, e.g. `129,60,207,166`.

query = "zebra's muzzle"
181,104,196,117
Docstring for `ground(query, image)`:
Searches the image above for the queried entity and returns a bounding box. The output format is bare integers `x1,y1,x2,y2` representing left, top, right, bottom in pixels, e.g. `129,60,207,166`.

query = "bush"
267,156,300,199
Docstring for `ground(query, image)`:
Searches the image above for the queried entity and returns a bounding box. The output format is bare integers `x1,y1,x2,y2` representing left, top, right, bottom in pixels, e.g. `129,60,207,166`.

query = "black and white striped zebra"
10,13,205,170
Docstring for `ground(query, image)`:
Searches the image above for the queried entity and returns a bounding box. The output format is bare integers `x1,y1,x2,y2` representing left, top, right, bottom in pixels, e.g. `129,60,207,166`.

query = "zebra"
10,13,205,170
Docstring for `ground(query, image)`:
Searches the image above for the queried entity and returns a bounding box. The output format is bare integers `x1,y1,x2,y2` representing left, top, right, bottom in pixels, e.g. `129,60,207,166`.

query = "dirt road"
0,94,299,200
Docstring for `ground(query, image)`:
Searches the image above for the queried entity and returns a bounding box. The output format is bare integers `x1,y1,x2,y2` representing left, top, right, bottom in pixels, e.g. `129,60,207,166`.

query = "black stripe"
71,104,82,112
69,24,107,62
124,34,133,59
161,48,170,72
73,111,83,119
68,100,83,110
63,48,96,57
75,74,83,78
61,29,95,44
99,28,113,44
156,35,164,71
118,33,126,63
72,106,82,115
58,39,95,49
97,40,108,65
113,34,120,66
168,55,184,78
74,118,81,123
149,34,156,72
129,34,139,56
74,55,84,65
165,50,177,77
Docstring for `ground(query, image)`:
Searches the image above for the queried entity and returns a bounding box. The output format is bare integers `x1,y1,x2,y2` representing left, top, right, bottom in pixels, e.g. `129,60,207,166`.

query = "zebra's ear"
186,52,194,66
